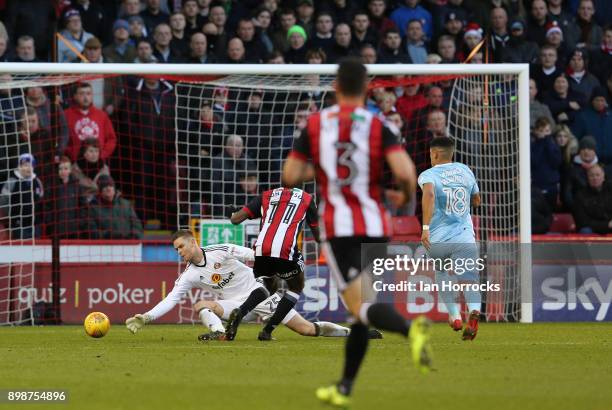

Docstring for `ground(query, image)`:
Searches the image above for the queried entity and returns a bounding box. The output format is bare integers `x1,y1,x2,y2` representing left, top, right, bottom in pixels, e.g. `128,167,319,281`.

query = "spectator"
187,32,217,63
433,1,468,37
284,25,308,63
236,18,266,63
607,72,612,105
222,37,248,64
390,0,432,39
590,25,612,84
103,20,137,63
71,137,110,202
489,7,510,63
567,48,601,99
25,87,69,159
502,19,540,64
386,111,405,139
306,48,326,64
377,91,397,115
527,0,551,46
209,135,257,216
461,22,483,61
85,175,144,239
397,81,428,122
404,19,428,64
542,73,586,125
378,28,411,63
152,23,183,63
5,0,56,61
572,164,612,234
307,12,335,55
134,38,157,63
367,0,396,34
576,0,603,48
0,74,25,142
426,53,442,64
413,109,447,171
351,10,378,50
531,116,562,208
548,0,580,50
410,85,445,140
573,87,612,164
296,0,315,36
360,43,378,63
125,76,175,226
0,153,44,239
566,135,599,208
64,82,117,162
81,37,123,116
128,16,147,45
532,186,553,233
530,78,556,128
437,34,458,63
265,50,286,64
0,35,13,62
182,0,205,38
544,21,571,66
252,6,274,54
531,45,564,96
438,11,464,47
72,0,106,43
555,124,580,209
121,0,143,21
141,0,169,35
57,8,94,63
45,157,86,239
168,12,189,58
206,3,229,54
13,35,41,63
326,23,357,63
329,0,356,25
18,108,54,185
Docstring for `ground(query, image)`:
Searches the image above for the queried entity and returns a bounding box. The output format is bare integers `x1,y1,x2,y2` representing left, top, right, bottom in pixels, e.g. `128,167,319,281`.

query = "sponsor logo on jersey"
212,272,234,289
214,263,221,269
211,273,222,283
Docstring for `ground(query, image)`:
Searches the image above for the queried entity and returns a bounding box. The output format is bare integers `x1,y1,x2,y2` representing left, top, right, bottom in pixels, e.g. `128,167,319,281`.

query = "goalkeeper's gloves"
125,313,152,334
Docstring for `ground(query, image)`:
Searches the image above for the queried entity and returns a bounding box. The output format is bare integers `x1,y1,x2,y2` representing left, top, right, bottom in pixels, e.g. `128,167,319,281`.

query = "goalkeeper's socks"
198,308,225,333
314,321,350,337
338,322,370,396
238,287,269,318
463,285,482,314
262,290,299,334
363,303,409,337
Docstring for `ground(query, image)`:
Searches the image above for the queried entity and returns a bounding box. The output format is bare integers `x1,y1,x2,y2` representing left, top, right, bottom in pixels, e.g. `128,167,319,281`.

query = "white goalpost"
0,63,531,324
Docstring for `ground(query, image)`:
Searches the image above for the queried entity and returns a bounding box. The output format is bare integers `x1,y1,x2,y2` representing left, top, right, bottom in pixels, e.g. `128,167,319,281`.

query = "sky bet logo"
540,267,612,321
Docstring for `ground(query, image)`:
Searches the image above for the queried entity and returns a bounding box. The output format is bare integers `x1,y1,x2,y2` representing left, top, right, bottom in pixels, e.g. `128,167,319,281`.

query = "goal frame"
0,63,532,323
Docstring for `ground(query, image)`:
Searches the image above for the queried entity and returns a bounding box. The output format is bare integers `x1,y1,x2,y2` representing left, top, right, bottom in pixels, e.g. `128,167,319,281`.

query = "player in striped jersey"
282,58,433,407
125,230,360,340
225,187,321,341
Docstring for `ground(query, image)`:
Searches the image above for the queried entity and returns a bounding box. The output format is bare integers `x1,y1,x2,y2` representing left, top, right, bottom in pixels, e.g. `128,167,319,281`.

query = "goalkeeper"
126,230,381,340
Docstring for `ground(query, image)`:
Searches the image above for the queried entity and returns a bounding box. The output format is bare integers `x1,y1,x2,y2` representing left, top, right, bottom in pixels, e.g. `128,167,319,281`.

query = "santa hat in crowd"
463,23,483,40
545,21,563,39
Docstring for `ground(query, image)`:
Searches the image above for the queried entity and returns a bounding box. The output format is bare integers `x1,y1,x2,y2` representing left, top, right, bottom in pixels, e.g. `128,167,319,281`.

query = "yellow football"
84,312,111,338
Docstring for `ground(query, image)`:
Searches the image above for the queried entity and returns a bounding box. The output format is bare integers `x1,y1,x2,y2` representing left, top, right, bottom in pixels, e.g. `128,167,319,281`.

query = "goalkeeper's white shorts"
217,291,298,325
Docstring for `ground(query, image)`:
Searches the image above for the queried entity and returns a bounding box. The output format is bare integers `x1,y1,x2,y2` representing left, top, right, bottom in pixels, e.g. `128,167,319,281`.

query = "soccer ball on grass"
84,312,111,338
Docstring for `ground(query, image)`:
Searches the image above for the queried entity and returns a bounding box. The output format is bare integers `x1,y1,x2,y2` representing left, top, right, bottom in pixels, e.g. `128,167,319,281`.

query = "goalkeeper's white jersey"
145,244,261,320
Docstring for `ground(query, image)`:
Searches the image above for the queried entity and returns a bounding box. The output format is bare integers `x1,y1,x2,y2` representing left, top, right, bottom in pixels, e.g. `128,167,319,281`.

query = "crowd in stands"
0,0,611,239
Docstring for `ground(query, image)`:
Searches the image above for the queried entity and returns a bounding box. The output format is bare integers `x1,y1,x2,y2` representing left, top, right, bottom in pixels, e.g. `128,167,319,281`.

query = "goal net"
0,64,530,325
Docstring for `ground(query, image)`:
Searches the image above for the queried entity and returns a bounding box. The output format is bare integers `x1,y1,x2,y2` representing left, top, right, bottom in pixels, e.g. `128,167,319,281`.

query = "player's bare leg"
284,313,383,338
193,300,227,341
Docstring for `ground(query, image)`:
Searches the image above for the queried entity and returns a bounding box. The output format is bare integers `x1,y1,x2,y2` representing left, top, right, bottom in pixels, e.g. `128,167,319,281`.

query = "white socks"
315,321,350,337
199,308,225,333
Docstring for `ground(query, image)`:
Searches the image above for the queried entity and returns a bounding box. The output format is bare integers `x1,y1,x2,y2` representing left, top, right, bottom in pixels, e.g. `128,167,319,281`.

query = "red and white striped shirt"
289,104,403,240
242,187,318,261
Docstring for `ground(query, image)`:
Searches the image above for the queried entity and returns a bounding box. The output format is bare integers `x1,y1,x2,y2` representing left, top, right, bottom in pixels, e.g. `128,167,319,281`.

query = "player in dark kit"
282,58,433,407
226,187,321,341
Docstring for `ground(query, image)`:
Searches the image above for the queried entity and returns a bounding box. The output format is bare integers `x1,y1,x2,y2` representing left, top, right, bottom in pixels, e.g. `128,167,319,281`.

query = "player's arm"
472,193,481,208
125,275,192,334
226,244,256,262
305,198,321,243
420,182,435,250
282,127,312,187
230,195,262,224
382,122,416,205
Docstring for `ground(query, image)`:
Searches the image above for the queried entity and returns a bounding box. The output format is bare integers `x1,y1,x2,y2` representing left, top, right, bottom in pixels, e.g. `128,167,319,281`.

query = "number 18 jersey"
418,162,479,244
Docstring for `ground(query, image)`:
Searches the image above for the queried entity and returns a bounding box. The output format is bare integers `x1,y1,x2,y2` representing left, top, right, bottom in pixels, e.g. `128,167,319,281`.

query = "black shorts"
323,236,389,291
253,255,304,280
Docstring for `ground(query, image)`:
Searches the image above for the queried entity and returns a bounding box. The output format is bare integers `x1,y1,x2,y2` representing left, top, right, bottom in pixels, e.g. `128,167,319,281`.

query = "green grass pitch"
1,323,611,410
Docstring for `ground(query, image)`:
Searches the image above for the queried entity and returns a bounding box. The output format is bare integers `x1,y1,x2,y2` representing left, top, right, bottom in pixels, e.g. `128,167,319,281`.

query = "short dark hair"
429,136,455,150
73,82,92,95
535,116,552,129
336,57,367,97
171,230,194,243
